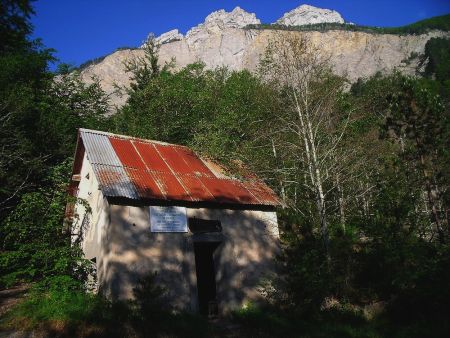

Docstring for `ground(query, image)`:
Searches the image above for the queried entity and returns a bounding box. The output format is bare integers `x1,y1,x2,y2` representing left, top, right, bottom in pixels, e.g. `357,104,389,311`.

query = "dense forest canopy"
1,1,450,336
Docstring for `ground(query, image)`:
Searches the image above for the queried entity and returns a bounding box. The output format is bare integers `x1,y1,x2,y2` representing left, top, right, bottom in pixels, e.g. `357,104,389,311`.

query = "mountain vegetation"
246,13,450,35
1,1,449,337
0,0,108,295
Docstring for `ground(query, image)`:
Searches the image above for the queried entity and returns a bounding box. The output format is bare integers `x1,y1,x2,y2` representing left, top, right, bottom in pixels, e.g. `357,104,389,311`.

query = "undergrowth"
3,289,450,338
231,302,450,338
1,275,210,338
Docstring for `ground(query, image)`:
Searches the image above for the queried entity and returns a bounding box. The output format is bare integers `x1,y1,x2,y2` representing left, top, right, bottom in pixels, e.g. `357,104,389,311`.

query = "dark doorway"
194,242,219,316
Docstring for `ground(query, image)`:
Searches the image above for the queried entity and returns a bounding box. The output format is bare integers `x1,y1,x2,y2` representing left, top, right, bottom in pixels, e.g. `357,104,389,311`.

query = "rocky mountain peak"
276,4,345,26
203,6,260,29
186,6,260,39
156,29,183,45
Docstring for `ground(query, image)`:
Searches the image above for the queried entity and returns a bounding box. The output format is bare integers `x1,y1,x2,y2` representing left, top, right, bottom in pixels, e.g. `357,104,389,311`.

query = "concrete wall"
73,156,280,314
103,204,194,310
72,154,111,290
102,204,280,314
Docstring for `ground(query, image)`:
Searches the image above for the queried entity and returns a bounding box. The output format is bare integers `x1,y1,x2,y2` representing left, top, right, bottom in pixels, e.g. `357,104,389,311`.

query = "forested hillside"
1,1,450,337
247,13,450,34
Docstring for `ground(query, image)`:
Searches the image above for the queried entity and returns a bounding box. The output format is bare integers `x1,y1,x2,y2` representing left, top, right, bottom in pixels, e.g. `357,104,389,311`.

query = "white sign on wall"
149,206,188,233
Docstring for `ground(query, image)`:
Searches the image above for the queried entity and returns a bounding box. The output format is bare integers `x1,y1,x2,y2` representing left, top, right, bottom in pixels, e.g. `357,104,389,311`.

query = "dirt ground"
0,285,29,319
0,285,32,337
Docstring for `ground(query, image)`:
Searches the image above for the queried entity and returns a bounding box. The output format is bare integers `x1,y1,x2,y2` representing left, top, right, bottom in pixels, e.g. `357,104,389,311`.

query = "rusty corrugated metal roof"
81,130,139,199
78,129,281,207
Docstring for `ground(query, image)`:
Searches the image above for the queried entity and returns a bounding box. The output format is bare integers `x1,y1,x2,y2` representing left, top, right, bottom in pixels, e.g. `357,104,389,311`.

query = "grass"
232,303,382,338
231,302,450,338
245,14,450,35
0,287,210,337
2,288,450,337
1,289,105,335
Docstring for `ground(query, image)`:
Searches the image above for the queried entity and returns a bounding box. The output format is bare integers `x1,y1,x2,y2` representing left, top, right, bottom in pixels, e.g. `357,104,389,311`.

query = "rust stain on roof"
78,129,281,207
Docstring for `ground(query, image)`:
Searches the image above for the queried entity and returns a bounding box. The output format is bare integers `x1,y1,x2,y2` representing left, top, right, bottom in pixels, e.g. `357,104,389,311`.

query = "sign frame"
149,206,188,233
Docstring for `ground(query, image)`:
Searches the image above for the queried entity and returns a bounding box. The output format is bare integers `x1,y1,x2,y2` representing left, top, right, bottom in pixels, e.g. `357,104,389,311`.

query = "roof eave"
105,195,281,212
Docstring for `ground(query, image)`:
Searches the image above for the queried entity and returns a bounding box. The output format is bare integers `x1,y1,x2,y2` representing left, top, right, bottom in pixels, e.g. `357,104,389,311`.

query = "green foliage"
131,272,167,325
233,303,386,338
246,14,450,35
0,161,93,288
424,38,450,81
128,35,163,90
6,276,97,325
423,38,450,101
383,75,449,242
0,37,54,214
2,274,210,337
0,0,111,216
37,70,110,160
233,303,296,337
268,72,450,337
0,0,35,53
0,36,110,286
192,69,280,165
115,60,279,169
115,62,209,142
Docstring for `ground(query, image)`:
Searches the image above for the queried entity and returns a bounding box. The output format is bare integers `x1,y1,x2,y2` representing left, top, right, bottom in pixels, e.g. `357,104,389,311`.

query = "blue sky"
31,0,450,69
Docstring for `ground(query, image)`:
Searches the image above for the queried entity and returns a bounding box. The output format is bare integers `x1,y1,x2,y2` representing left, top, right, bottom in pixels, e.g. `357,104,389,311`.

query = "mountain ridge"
77,5,450,109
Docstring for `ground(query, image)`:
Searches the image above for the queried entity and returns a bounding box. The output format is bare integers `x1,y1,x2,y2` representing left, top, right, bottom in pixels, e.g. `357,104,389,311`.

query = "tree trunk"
336,174,346,232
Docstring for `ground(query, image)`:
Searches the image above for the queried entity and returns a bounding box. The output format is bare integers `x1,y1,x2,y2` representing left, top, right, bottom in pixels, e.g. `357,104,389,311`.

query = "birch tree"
259,33,356,254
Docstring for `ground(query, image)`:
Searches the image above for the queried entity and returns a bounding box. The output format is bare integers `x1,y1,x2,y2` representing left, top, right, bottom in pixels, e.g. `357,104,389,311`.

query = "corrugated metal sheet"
200,177,256,204
80,129,121,166
109,137,147,169
178,175,216,202
80,130,139,199
133,141,170,172
245,181,280,206
174,147,214,177
77,129,281,206
155,144,193,175
124,169,162,200
152,172,192,202
91,164,139,199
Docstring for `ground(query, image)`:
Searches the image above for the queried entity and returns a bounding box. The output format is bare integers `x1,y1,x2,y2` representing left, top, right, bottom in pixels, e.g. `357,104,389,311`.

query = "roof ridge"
78,128,189,148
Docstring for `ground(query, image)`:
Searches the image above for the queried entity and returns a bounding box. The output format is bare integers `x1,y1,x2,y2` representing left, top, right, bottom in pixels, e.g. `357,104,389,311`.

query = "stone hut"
66,128,281,315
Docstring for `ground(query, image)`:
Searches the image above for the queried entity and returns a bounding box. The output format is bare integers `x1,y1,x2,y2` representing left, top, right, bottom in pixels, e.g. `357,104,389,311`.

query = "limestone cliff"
276,4,345,26
79,5,450,108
